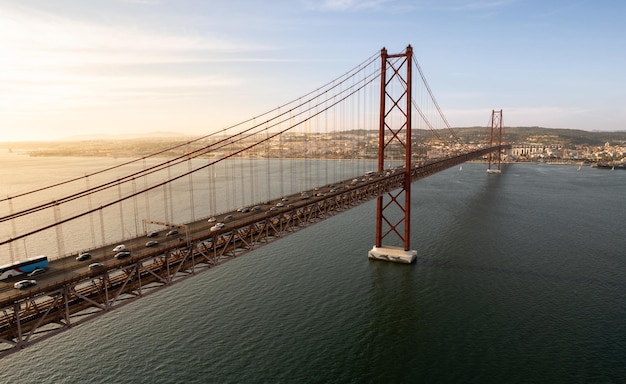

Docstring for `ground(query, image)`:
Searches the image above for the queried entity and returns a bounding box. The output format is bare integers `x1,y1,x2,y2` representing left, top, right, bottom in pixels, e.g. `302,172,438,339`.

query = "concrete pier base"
368,245,417,264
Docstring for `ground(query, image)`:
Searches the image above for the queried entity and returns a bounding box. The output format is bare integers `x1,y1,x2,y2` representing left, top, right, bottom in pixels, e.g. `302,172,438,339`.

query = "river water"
1,158,625,383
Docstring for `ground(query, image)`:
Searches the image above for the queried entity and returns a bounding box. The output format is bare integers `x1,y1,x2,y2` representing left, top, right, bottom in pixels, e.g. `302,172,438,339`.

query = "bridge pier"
368,245,416,264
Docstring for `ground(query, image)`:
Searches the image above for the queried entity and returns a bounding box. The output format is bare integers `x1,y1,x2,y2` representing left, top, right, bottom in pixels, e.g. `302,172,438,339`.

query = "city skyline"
1,0,625,142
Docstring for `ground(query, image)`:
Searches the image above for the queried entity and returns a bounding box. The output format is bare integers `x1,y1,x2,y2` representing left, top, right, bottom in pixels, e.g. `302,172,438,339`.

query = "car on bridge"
113,244,126,253
89,263,104,270
210,223,225,232
27,268,46,277
147,231,159,238
145,240,159,247
14,279,37,289
207,217,217,223
114,251,131,260
166,229,179,236
76,252,92,261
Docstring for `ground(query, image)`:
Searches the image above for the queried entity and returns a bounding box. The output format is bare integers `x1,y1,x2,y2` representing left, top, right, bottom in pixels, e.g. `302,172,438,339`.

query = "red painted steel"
374,45,413,251
488,109,504,171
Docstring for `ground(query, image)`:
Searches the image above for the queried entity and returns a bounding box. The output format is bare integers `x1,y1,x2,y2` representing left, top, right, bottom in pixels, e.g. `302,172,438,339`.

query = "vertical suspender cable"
279,132,284,199
239,151,245,208
249,124,256,205
167,166,174,223
208,158,216,216
118,180,125,238
289,110,296,196
143,158,151,224
188,156,196,221
266,126,271,201
54,202,65,259
99,206,105,247
132,177,139,236
163,183,169,225
85,176,96,249
8,198,16,264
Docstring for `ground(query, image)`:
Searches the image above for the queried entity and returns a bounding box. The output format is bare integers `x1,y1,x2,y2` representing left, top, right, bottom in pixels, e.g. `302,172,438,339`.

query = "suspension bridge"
0,45,509,357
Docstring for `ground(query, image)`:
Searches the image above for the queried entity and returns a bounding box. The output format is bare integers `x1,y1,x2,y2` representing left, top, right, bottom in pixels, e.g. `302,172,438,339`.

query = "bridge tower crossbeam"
368,45,417,264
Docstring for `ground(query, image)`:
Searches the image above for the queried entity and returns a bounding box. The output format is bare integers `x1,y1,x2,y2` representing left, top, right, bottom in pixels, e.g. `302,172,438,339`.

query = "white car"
210,223,225,232
207,217,217,223
112,244,126,252
76,252,92,261
14,279,37,289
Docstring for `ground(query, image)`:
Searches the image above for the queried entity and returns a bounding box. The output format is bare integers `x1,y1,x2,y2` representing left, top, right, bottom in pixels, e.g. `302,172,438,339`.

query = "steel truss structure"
374,45,414,252
487,109,505,173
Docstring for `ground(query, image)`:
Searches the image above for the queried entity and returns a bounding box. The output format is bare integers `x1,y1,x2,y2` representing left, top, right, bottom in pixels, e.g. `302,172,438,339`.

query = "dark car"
76,252,92,261
89,263,104,270
147,231,159,238
114,251,131,260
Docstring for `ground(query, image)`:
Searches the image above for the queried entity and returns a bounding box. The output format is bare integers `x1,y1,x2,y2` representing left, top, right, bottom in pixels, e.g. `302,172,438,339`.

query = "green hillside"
450,126,626,147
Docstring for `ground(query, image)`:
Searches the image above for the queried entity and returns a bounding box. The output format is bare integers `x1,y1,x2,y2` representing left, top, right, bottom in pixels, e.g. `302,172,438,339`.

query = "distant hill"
449,126,626,147
3,127,626,157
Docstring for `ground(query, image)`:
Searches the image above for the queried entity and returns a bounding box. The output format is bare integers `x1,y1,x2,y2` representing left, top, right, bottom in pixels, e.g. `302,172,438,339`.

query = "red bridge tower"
487,109,504,174
368,46,417,264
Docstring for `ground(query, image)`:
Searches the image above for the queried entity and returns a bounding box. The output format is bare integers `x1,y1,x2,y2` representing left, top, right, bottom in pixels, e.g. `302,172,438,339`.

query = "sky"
1,0,625,142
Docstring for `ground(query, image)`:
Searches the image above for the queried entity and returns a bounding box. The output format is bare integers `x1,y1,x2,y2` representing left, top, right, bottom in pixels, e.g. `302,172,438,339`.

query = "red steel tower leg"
487,109,504,174
368,45,417,264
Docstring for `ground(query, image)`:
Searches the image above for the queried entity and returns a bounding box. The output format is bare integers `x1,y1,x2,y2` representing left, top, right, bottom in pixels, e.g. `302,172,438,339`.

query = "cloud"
119,0,162,4
0,6,251,69
0,4,282,117
437,0,516,11
304,0,395,11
